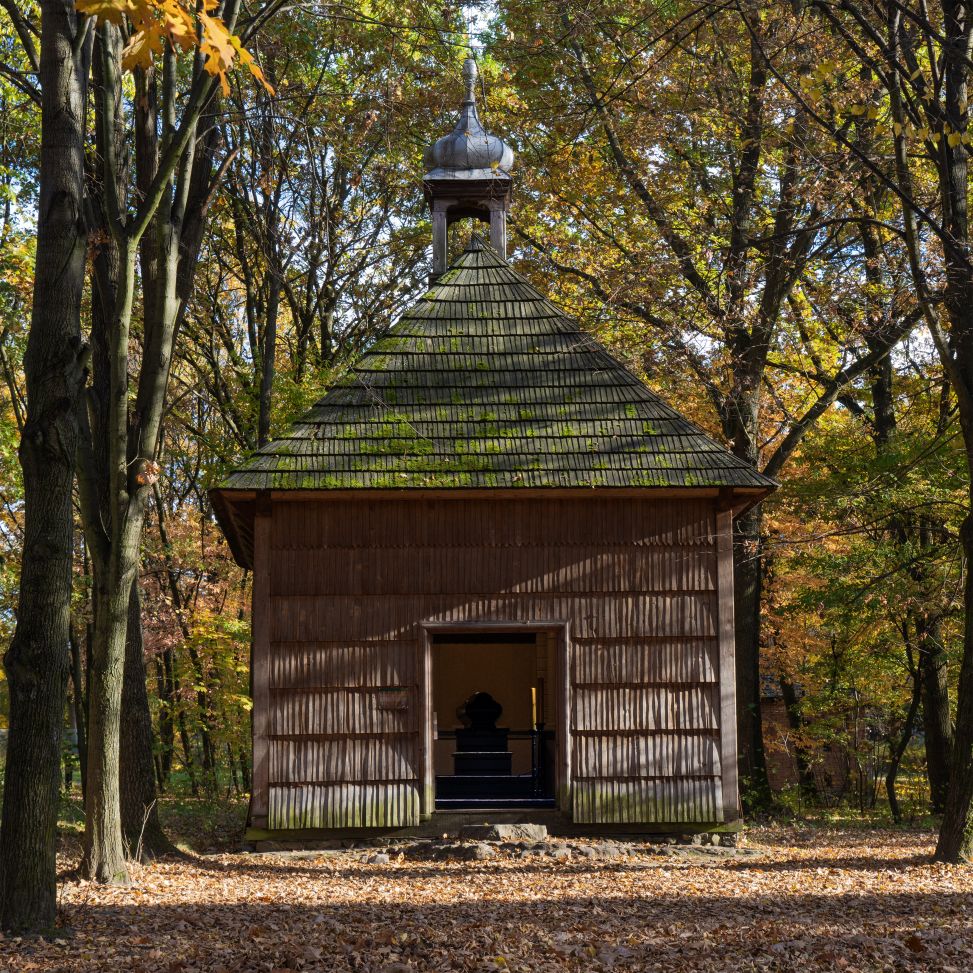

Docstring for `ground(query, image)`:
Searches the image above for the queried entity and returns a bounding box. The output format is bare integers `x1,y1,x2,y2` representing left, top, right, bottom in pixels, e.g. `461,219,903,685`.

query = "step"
436,774,550,800
435,798,558,810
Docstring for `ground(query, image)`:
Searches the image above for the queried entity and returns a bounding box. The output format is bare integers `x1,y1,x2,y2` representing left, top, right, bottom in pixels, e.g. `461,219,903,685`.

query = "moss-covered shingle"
218,238,775,492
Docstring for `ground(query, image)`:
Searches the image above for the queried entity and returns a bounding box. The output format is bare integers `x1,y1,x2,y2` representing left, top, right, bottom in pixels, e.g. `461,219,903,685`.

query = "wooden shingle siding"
261,495,727,829
573,777,723,824
269,738,418,782
269,689,418,736
572,686,719,732
574,733,721,777
269,642,417,688
270,497,715,550
572,639,719,684
271,546,716,595
269,783,419,829
269,593,716,642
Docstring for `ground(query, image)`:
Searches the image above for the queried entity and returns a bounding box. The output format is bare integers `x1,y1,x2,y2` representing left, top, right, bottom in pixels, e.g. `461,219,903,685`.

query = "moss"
370,337,411,354
632,472,670,487
625,404,638,418
358,438,434,455
383,453,494,475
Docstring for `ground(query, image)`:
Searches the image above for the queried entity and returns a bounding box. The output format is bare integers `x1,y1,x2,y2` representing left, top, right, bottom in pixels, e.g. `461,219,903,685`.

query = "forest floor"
2,824,971,973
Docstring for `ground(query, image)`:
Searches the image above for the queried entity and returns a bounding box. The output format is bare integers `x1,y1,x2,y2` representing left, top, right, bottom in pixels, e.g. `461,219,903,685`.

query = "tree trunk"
82,532,137,883
733,504,772,811
257,271,280,447
120,582,174,859
919,614,953,814
81,239,140,884
154,649,176,791
887,669,923,824
936,514,973,860
0,0,89,934
928,0,973,864
178,704,200,797
780,675,817,802
68,620,88,799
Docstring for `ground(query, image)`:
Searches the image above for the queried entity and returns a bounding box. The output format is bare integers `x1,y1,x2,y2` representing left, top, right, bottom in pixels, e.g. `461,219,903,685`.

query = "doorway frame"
418,621,571,819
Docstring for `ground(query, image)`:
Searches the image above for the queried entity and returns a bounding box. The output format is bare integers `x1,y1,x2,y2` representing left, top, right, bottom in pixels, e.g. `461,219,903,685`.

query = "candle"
531,686,537,728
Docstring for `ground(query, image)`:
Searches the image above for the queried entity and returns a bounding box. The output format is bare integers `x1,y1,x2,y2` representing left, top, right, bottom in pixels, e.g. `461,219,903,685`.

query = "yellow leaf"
78,0,271,94
121,23,166,72
75,0,132,24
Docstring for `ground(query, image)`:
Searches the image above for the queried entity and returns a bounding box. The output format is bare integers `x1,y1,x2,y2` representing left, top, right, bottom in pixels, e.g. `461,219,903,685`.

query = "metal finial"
462,57,478,103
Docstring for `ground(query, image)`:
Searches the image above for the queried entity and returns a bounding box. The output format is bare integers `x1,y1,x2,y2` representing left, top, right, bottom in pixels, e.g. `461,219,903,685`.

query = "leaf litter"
2,826,972,972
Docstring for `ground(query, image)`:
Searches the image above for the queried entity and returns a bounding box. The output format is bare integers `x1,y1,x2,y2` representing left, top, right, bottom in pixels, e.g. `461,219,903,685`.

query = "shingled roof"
215,237,776,494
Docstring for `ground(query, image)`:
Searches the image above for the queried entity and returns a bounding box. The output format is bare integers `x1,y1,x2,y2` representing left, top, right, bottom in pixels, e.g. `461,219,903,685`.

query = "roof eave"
210,482,777,571
209,488,257,570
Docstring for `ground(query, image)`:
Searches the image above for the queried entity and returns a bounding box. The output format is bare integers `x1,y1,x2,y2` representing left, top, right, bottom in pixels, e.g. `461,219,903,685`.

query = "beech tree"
0,0,90,934
73,0,278,882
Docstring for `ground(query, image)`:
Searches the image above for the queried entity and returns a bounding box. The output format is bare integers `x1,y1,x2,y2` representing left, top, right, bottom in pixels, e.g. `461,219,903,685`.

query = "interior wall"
433,639,555,776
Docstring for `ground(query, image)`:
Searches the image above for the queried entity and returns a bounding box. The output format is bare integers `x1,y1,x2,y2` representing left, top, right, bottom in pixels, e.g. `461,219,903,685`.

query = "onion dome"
423,58,515,178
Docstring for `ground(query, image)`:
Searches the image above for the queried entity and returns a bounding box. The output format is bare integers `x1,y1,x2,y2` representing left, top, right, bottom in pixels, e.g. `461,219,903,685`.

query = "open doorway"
429,629,559,809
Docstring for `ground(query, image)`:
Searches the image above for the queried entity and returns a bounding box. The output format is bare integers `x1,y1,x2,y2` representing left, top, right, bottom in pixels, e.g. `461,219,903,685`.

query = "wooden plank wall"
260,497,725,829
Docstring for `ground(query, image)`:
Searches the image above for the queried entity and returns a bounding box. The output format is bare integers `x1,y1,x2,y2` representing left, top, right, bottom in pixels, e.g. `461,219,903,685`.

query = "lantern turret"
423,58,515,276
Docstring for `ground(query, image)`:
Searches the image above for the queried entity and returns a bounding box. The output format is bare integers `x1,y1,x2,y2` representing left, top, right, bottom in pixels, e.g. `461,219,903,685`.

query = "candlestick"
531,686,537,728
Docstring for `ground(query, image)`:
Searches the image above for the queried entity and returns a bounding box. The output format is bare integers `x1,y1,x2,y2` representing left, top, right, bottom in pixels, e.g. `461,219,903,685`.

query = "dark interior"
432,632,556,810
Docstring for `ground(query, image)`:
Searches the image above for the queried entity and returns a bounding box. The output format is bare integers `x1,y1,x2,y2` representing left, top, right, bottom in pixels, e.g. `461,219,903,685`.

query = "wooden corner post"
716,507,740,822
250,506,272,829
418,632,434,820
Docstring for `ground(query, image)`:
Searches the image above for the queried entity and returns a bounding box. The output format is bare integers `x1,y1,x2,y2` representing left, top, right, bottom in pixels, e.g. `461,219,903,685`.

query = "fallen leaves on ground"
2,826,972,972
